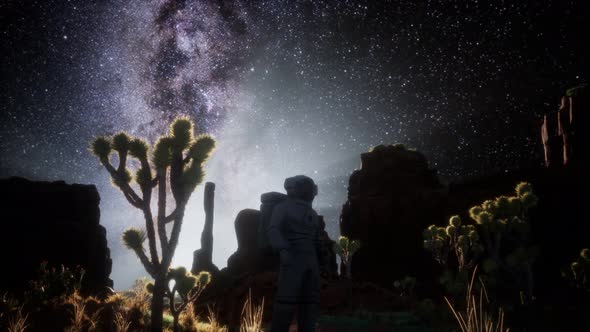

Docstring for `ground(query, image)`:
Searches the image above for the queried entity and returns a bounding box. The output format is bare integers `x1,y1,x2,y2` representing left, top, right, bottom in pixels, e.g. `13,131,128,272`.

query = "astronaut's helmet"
284,175,318,202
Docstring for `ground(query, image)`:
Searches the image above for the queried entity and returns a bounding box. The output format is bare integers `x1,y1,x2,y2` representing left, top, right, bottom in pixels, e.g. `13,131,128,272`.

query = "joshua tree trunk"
173,316,180,332
151,276,167,332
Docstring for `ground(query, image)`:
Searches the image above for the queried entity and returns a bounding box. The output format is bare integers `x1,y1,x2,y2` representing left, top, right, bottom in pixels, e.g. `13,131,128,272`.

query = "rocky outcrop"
542,83,589,167
0,177,112,295
339,144,446,288
191,182,220,275
225,209,279,275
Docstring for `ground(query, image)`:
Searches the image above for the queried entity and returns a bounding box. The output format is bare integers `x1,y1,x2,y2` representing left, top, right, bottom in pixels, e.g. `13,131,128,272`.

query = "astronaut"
267,175,322,332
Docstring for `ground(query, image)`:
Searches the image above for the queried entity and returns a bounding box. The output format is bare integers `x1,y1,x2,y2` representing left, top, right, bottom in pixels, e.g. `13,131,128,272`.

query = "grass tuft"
7,306,29,332
445,266,509,332
240,289,265,332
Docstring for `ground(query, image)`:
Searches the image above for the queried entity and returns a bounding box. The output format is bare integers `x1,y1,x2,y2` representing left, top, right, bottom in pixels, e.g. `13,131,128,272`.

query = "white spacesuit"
267,175,322,332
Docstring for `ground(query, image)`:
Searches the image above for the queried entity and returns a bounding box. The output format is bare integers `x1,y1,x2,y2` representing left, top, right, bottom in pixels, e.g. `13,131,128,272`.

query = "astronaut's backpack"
258,191,288,250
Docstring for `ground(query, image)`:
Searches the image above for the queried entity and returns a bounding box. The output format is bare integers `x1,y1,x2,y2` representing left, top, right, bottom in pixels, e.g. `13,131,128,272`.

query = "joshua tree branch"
133,248,155,277
141,205,160,267
164,208,178,224
163,206,186,269
102,161,143,207
157,171,170,258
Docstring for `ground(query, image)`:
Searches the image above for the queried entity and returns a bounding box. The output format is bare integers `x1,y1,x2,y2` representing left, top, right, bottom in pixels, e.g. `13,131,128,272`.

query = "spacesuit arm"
267,205,290,252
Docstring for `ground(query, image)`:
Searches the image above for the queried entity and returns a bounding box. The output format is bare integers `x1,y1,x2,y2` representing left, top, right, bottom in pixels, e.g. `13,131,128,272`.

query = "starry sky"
1,0,588,289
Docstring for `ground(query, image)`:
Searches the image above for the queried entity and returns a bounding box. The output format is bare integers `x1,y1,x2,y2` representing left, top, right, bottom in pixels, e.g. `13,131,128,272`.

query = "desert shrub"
563,248,590,292
27,262,85,302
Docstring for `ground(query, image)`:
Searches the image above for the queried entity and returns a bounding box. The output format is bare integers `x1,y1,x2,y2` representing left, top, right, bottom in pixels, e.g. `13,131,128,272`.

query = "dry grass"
7,306,29,332
63,290,102,332
105,292,125,308
126,278,151,313
240,289,265,332
65,291,86,332
179,301,199,331
114,311,131,332
445,267,509,332
204,305,228,332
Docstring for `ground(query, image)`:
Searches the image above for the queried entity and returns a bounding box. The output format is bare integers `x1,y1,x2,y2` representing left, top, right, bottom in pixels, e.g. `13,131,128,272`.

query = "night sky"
1,0,588,289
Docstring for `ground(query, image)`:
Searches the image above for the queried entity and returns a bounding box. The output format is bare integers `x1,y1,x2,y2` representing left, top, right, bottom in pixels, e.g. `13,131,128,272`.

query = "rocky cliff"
0,177,112,295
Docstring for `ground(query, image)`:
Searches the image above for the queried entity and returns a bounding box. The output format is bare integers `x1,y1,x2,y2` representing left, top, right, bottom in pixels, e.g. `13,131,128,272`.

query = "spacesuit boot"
270,300,296,332
297,302,319,332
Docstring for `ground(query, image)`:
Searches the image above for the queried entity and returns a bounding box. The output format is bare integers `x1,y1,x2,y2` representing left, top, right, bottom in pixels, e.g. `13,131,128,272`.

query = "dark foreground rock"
0,177,113,295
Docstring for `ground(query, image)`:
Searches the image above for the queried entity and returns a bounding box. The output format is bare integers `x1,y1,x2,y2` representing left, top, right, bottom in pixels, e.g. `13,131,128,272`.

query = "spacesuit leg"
271,259,303,332
297,262,320,332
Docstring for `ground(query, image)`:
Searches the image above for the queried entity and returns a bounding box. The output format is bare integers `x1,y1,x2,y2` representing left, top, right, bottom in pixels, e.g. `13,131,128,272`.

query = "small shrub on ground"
27,262,85,302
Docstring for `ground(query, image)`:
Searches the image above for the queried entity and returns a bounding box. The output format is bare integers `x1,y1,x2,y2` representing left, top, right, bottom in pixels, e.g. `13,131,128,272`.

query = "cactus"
423,182,538,302
333,236,361,279
90,117,215,332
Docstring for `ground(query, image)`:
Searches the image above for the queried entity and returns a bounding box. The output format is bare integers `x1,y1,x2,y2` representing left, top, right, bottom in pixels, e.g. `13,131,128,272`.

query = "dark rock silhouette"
0,177,112,295
318,216,339,279
226,209,279,275
191,182,219,275
339,144,445,288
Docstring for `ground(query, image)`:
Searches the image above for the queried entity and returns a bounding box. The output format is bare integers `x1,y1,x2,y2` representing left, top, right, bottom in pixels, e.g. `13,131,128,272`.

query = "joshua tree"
91,117,215,332
146,267,211,332
333,236,361,279
424,182,539,302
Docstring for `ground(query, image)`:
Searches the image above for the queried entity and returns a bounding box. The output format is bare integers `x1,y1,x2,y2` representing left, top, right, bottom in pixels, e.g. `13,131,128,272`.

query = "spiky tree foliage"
333,236,361,279
90,117,215,332
424,182,538,301
563,248,590,293
146,267,211,332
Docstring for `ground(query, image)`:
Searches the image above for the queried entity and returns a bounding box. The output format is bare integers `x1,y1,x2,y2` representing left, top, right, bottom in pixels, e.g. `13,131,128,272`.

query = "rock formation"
542,83,589,167
225,209,279,275
318,216,339,279
191,182,220,275
0,177,112,295
339,144,446,287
